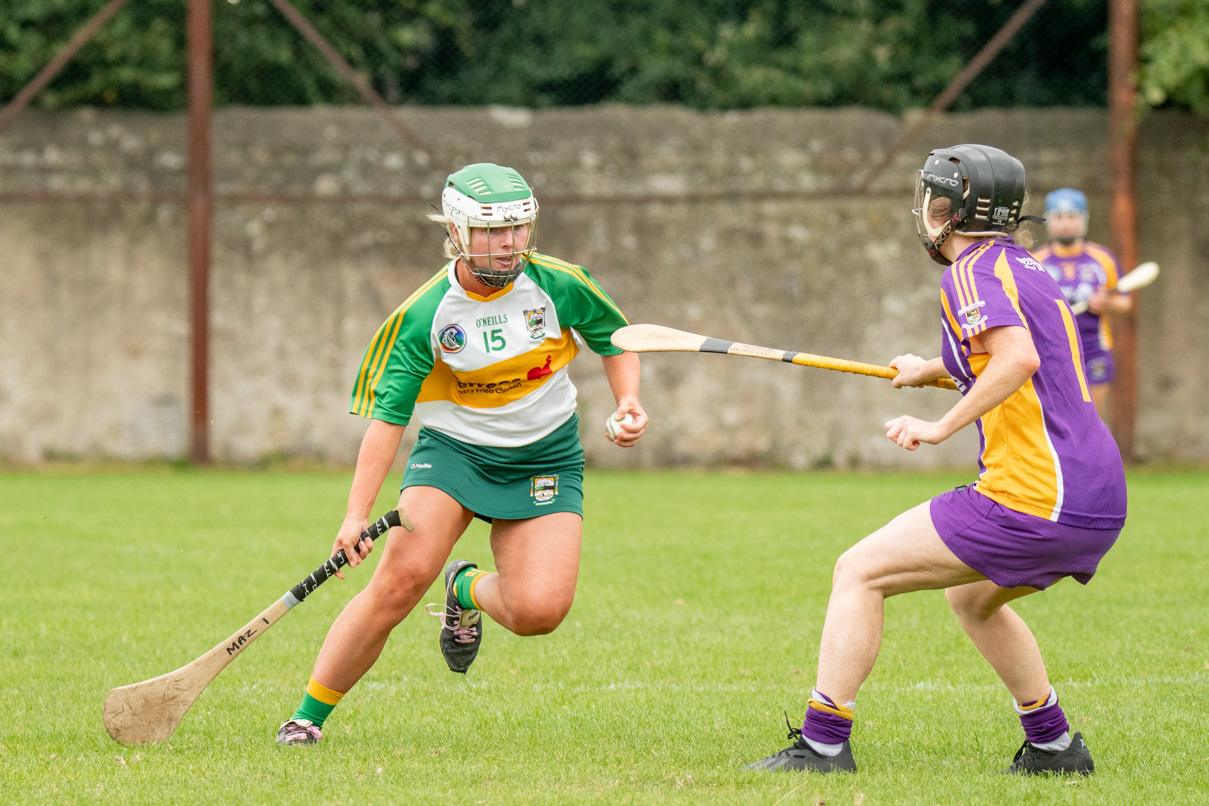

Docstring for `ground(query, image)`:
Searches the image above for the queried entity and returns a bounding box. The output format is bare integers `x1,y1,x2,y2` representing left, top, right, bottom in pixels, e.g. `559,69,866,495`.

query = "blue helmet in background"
1045,188,1087,216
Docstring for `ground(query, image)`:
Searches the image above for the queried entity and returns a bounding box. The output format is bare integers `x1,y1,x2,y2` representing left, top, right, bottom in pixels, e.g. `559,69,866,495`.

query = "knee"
945,587,998,622
369,568,439,623
506,597,572,636
832,546,873,592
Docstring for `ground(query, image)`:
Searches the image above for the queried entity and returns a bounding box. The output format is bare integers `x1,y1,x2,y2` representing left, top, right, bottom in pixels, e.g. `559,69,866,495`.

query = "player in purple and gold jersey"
1032,188,1131,420
275,163,648,747
746,146,1126,776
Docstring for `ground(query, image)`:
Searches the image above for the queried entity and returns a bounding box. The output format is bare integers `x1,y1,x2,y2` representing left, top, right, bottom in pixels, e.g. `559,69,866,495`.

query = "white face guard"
912,171,959,264
442,185,539,288
913,177,951,242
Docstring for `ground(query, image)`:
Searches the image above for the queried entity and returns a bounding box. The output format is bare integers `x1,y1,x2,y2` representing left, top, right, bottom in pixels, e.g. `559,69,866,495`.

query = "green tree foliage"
0,0,1190,115
1140,0,1209,115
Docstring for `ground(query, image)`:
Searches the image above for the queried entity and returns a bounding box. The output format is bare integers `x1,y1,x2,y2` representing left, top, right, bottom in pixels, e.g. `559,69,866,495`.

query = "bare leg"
470,512,582,635
1090,383,1110,422
311,486,473,691
945,581,1048,704
815,501,985,703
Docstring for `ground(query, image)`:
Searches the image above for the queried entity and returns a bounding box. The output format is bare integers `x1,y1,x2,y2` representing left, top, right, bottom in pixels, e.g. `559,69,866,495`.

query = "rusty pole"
187,0,214,464
857,0,1049,193
1107,0,1139,461
264,0,447,172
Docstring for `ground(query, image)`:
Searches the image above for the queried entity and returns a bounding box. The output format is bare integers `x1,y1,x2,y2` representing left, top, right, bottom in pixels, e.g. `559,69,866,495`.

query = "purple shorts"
930,485,1121,590
1084,349,1115,385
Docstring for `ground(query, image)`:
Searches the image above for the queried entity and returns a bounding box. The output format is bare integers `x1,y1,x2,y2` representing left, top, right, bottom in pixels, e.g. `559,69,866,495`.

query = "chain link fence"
3,0,1112,113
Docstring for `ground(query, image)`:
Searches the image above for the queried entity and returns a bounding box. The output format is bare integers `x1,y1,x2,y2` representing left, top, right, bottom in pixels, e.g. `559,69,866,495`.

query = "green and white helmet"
441,163,539,288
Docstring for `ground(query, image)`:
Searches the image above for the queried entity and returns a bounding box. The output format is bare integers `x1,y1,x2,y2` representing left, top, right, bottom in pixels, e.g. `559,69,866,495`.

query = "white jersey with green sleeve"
350,254,628,447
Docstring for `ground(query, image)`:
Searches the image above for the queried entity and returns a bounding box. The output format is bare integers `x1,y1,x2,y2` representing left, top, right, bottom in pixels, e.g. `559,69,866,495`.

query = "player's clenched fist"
885,415,946,451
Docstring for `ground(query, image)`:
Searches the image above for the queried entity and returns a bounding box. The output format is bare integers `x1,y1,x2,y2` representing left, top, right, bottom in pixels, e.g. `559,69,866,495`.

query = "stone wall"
1,106,1205,468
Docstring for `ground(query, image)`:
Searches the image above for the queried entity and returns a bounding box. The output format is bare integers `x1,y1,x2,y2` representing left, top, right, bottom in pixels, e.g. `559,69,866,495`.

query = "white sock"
805,737,844,757
1030,732,1072,752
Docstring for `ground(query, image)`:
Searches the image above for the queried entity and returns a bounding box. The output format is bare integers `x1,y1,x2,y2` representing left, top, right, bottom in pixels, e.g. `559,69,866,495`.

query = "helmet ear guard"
913,145,1027,266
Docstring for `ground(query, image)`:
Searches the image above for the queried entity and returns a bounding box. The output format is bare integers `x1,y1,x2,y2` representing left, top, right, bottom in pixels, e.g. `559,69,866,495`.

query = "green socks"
453,566,489,610
291,677,344,728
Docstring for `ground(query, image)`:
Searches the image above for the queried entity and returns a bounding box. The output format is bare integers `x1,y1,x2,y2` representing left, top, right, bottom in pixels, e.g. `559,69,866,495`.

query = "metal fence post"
187,0,214,464
1108,0,1139,461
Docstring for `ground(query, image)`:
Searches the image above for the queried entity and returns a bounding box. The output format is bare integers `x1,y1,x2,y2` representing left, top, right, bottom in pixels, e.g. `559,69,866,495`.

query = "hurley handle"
284,509,406,607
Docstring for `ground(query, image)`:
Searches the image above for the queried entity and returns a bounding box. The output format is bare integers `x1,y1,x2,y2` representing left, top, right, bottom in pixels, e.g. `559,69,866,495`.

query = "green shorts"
400,414,584,520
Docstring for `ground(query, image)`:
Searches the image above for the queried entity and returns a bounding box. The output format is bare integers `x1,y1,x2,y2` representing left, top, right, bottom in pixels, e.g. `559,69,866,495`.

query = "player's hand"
1087,290,1111,315
885,415,946,451
889,354,931,388
607,401,648,447
332,515,373,579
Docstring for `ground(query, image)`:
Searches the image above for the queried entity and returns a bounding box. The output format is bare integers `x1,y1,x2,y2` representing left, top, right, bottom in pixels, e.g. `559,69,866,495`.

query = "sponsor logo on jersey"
438,324,467,353
959,299,986,328
475,314,508,328
1015,255,1048,273
531,474,559,505
410,463,432,469
456,377,524,395
524,307,547,339
526,355,553,380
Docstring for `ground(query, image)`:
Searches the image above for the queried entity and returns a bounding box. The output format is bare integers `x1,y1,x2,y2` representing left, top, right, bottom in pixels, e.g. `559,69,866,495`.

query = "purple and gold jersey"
939,239,1126,529
1032,240,1121,358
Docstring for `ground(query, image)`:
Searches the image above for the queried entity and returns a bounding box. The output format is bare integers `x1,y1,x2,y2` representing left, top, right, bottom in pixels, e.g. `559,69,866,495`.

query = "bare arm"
885,325,1039,450
889,355,951,388
333,418,406,576
600,350,647,447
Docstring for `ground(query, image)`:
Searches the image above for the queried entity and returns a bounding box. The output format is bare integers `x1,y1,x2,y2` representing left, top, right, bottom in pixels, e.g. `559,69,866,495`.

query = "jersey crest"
524,307,547,339
438,324,466,353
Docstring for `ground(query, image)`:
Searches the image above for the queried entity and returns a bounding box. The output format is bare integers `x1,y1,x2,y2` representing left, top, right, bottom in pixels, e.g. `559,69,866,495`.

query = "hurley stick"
1069,261,1159,315
611,324,959,390
103,507,413,745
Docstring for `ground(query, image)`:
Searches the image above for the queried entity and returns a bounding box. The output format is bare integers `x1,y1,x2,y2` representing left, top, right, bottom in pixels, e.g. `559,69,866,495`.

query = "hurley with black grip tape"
103,507,414,746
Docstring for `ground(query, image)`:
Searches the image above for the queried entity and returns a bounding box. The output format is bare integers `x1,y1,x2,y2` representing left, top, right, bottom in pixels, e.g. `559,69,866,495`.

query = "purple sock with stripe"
1017,689,1070,745
802,690,854,745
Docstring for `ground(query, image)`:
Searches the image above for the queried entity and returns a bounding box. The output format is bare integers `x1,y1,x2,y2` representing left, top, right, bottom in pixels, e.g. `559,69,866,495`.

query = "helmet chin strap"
925,218,957,266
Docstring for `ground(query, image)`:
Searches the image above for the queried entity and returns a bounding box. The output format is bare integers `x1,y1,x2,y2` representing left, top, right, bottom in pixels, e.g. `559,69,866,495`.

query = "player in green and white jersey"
277,163,648,746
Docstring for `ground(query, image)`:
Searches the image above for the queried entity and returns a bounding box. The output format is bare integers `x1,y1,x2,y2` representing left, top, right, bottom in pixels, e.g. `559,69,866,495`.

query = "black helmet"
913,144,1026,266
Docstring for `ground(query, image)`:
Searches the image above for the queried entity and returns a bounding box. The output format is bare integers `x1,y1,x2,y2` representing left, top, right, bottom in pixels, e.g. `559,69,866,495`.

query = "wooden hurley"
103,507,413,745
611,324,959,390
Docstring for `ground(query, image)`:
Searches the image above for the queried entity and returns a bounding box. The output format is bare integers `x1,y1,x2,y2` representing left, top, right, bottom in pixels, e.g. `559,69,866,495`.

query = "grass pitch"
2,467,1206,804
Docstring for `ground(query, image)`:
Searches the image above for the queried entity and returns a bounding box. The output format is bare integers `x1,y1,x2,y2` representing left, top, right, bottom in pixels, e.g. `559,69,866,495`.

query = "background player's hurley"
611,324,959,390
1069,261,1159,315
103,508,413,746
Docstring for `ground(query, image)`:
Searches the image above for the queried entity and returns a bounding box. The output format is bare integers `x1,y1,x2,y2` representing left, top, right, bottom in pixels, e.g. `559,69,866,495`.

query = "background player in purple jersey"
1032,188,1132,420
746,145,1126,775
